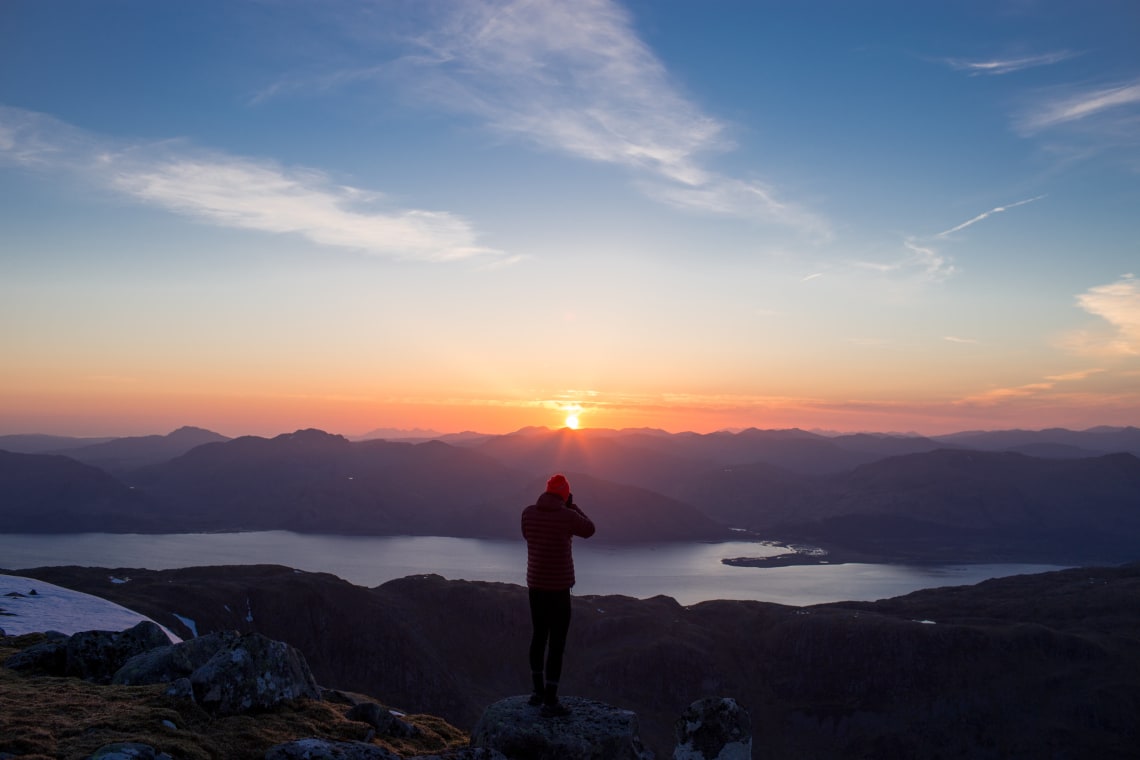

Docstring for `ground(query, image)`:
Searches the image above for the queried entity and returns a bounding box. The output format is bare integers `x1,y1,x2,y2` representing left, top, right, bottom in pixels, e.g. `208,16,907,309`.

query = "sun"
564,413,580,430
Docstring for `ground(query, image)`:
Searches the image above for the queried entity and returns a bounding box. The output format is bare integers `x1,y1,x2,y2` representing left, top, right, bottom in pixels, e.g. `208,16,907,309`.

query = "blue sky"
1,0,1138,437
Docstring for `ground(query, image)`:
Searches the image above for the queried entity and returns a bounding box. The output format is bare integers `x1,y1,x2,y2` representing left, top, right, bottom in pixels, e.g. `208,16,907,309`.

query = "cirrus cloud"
941,50,1077,76
275,0,827,235
1019,81,1140,133
0,106,503,263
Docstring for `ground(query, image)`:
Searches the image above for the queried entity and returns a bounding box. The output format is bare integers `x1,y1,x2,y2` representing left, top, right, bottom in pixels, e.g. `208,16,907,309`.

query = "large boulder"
112,630,241,685
472,695,652,760
189,631,321,714
345,701,420,739
66,621,173,683
84,742,174,759
408,750,507,759
264,739,400,760
3,622,171,682
4,630,70,674
673,698,751,759
112,629,320,715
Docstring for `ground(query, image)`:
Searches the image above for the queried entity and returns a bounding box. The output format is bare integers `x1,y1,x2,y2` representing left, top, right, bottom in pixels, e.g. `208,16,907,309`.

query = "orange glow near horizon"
3,381,1139,440
562,403,583,431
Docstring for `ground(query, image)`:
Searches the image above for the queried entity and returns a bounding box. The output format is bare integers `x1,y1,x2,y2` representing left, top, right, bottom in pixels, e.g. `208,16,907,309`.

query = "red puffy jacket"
521,492,596,590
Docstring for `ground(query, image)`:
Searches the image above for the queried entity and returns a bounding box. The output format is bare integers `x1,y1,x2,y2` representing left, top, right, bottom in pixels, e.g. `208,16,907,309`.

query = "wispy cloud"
902,239,957,280
852,238,957,282
1061,274,1140,356
1045,368,1105,382
0,107,502,262
937,195,1045,238
295,0,826,235
857,187,1042,281
956,367,1105,407
874,194,1044,284
958,382,1055,405
944,336,978,344
1019,80,1140,133
942,50,1077,76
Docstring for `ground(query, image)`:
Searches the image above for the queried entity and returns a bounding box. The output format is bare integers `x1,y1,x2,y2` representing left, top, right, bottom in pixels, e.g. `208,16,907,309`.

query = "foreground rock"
188,631,320,714
84,742,174,759
5,621,172,683
112,630,242,685
2,625,472,759
6,625,321,717
114,630,321,715
407,750,507,760
472,695,652,760
264,738,401,759
674,697,751,759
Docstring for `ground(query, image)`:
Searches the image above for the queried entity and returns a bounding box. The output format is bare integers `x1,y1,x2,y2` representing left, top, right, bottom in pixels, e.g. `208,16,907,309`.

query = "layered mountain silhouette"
2,425,1140,562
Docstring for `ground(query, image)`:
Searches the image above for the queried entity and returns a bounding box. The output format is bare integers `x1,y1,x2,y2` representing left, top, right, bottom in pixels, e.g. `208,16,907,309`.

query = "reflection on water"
0,532,1067,607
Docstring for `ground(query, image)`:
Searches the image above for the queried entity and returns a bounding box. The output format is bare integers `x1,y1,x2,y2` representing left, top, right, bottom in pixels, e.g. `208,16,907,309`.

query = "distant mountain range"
2,425,1139,563
0,426,229,474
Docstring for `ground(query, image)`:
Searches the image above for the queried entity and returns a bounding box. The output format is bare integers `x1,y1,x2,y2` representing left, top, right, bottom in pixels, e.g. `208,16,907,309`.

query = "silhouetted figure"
521,473,595,717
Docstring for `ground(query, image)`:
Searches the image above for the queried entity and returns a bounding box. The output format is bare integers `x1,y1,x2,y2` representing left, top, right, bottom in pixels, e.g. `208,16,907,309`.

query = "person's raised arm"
566,493,595,538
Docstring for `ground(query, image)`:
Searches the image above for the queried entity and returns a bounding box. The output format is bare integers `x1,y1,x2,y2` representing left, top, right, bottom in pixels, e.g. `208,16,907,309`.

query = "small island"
721,542,879,568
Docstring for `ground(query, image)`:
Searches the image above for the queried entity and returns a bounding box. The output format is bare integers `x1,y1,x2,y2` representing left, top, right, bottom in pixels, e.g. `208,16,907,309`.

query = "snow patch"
172,612,199,637
0,573,180,641
109,576,130,584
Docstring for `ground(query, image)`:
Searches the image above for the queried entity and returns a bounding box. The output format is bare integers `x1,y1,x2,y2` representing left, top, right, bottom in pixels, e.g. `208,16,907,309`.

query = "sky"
2,0,1138,438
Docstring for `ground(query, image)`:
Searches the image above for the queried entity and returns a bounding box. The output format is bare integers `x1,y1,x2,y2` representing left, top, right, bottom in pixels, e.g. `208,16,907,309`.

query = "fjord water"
0,532,1066,606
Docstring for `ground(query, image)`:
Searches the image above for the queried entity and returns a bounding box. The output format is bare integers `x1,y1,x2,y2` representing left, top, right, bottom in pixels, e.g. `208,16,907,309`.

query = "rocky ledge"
470,694,751,760
472,695,651,760
4,621,751,759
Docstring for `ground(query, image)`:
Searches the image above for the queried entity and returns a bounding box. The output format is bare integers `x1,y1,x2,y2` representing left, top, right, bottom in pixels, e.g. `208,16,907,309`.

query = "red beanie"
546,474,571,500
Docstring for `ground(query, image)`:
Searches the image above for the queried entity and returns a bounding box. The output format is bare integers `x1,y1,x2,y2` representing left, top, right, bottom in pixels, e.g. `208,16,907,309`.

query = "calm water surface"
0,532,1067,607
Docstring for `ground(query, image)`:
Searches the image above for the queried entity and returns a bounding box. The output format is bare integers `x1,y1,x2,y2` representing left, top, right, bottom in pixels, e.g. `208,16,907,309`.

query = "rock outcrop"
66,621,173,683
264,738,401,759
115,629,322,715
407,750,507,760
6,625,320,716
346,701,421,739
3,629,70,673
112,629,242,685
84,742,174,759
673,697,751,759
4,621,171,683
3,623,474,759
472,695,652,760
189,631,321,715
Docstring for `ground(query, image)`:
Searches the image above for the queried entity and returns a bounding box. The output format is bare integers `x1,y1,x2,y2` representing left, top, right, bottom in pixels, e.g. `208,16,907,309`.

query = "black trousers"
528,588,571,684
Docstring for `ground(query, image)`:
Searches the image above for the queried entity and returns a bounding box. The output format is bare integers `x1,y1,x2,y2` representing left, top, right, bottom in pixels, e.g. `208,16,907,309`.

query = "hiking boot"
528,691,543,706
540,700,570,718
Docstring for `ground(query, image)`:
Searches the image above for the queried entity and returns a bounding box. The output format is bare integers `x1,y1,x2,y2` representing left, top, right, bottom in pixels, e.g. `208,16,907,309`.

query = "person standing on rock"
521,473,595,717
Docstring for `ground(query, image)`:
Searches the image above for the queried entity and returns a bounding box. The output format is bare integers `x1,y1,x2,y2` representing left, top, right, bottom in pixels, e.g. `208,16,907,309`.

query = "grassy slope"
0,633,469,760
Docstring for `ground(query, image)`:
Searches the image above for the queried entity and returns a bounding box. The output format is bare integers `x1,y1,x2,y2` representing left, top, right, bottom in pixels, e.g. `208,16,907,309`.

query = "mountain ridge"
3,425,1140,563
